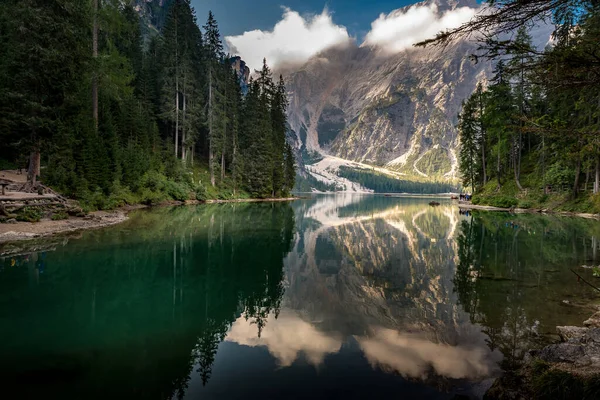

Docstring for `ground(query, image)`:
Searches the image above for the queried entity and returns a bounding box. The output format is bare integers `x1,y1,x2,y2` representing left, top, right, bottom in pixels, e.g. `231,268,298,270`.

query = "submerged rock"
557,326,588,341
584,311,600,328
486,314,600,399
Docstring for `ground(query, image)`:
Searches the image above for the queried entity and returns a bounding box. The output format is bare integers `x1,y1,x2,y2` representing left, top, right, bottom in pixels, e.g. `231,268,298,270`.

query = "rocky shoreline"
485,308,600,400
458,202,600,221
0,197,300,246
0,210,129,244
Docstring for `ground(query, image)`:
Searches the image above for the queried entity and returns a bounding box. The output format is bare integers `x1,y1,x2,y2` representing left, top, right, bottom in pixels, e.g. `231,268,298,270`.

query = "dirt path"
0,170,27,183
0,211,129,244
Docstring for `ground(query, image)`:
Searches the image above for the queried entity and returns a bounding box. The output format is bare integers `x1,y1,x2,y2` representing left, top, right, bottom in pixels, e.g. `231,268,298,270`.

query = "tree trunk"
573,158,581,198
174,13,179,159
542,133,547,194
209,67,215,187
221,152,225,181
478,89,487,186
221,89,226,181
92,0,98,131
182,88,186,163
232,132,237,196
585,167,590,192
481,132,487,186
27,145,40,185
514,134,523,190
175,77,179,158
594,155,599,195
497,133,502,188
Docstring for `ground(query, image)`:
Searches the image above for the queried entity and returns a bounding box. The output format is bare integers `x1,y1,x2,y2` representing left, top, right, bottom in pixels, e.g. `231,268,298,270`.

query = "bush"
16,207,43,222
138,188,165,206
518,201,532,209
164,180,190,201
217,191,233,200
105,184,137,209
79,190,107,212
51,211,69,221
546,161,575,187
195,184,208,202
488,196,519,208
140,170,167,192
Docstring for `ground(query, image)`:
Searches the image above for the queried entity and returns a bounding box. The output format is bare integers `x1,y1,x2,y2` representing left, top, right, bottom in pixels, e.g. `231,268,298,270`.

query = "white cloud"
226,310,342,367
357,328,500,380
362,3,477,53
225,8,351,71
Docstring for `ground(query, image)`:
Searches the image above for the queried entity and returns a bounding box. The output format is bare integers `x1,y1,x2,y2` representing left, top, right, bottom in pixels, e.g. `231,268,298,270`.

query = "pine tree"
485,60,515,188
284,143,296,195
270,74,288,196
0,0,89,185
507,26,535,191
203,11,225,187
458,96,480,194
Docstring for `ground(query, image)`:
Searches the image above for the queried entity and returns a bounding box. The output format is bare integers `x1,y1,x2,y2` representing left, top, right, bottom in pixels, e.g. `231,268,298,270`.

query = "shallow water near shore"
1,194,599,399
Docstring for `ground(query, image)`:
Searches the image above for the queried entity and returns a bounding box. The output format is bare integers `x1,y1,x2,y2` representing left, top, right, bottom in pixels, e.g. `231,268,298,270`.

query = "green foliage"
138,188,166,206
456,8,600,213
546,161,575,187
16,207,43,223
0,0,292,210
417,147,452,177
485,196,519,208
164,180,190,202
338,166,457,194
51,211,69,221
294,172,339,193
195,185,208,201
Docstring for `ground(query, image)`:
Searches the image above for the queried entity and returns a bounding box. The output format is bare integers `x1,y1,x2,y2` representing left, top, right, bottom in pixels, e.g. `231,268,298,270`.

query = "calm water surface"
1,194,600,399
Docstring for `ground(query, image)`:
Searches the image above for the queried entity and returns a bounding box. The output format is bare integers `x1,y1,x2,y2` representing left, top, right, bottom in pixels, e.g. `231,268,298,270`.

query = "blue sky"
190,0,416,39
188,0,481,69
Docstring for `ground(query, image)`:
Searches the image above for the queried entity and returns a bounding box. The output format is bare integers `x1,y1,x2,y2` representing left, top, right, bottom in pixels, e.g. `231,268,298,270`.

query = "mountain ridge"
282,0,489,190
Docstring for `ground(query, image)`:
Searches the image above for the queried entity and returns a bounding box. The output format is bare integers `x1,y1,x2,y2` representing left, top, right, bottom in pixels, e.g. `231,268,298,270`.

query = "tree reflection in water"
0,203,295,399
454,211,600,368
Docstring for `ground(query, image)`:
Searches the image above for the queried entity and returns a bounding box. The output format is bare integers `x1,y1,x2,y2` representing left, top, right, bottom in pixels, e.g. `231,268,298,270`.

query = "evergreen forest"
454,1,600,212
0,0,296,209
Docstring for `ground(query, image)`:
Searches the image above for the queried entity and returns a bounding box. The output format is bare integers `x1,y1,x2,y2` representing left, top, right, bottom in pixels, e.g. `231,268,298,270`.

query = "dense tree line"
455,1,600,205
338,166,457,194
0,0,295,208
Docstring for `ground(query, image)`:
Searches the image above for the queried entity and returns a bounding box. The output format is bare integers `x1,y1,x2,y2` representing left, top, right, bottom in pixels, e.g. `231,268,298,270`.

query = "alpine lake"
1,194,600,399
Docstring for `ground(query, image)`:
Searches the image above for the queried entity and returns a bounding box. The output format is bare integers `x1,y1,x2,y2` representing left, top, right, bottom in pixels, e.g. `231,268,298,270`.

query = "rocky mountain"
230,56,250,95
134,0,173,37
283,0,490,189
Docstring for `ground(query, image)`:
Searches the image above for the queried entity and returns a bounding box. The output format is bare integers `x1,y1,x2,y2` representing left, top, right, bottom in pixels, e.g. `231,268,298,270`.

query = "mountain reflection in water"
1,194,599,399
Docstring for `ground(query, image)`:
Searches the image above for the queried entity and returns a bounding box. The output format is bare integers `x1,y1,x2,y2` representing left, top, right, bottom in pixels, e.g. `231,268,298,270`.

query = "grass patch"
531,360,600,400
51,211,69,221
16,207,43,222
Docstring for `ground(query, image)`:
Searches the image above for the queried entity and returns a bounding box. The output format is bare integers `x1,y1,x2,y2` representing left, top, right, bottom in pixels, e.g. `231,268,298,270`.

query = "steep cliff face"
284,0,489,182
135,0,173,35
230,56,250,95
